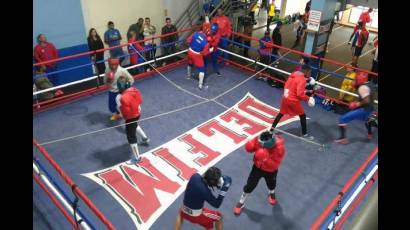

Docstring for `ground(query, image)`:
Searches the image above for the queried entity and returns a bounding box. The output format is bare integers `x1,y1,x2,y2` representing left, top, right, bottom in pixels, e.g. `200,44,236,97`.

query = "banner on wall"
83,93,302,229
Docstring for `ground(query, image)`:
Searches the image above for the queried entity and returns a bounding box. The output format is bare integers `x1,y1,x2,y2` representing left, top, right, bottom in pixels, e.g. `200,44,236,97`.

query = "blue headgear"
258,131,276,148
117,77,131,93
211,23,218,34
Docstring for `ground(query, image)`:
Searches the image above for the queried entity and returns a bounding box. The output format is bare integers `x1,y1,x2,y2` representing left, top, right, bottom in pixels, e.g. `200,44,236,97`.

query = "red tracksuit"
280,71,309,116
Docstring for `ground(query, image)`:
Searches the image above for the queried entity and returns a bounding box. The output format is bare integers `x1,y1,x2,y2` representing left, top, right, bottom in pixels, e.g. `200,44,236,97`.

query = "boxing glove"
219,175,232,196
349,101,360,110
308,97,315,107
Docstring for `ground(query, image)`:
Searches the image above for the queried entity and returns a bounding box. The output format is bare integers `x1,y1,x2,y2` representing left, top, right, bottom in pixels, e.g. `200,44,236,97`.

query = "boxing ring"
33,26,378,230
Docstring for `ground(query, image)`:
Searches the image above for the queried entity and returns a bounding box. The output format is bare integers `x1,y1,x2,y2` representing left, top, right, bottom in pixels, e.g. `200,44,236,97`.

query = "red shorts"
279,98,305,116
188,50,205,68
180,207,221,229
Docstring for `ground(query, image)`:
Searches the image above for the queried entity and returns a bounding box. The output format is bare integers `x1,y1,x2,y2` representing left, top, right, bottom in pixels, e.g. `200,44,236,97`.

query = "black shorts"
354,46,363,56
125,116,140,144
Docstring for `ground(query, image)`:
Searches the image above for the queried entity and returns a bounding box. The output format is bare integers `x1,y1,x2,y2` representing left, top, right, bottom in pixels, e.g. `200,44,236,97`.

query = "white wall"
81,0,167,65
284,0,310,16
81,0,166,43
163,0,194,22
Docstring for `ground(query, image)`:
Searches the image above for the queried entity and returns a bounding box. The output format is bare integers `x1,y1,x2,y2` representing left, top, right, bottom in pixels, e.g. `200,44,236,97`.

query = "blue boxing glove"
219,175,232,196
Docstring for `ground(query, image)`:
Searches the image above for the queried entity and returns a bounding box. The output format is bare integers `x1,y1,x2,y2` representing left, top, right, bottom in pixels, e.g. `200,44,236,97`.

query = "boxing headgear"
117,76,131,93
204,166,221,187
291,71,305,79
352,72,368,88
202,22,211,35
258,131,276,148
108,58,120,66
210,23,218,34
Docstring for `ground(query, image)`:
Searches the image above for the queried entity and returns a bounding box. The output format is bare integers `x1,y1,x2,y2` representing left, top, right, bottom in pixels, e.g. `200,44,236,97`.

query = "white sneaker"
303,134,315,140
126,156,142,165
198,84,203,90
138,138,150,145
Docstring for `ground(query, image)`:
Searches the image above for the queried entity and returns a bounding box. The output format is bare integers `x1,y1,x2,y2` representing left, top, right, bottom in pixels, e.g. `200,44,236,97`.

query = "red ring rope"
33,173,79,229
310,147,378,230
33,139,116,230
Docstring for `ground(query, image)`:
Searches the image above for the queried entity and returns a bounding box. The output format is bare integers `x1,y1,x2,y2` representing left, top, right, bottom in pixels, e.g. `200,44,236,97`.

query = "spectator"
33,34,60,86
339,63,358,103
271,21,282,66
161,17,178,65
143,17,157,70
267,1,275,31
243,19,253,57
351,22,369,66
270,21,283,87
127,31,145,75
291,15,306,48
87,28,106,82
104,21,125,63
369,36,378,85
348,8,373,44
33,66,64,101
359,8,373,24
211,9,232,64
249,1,259,25
257,30,274,81
136,18,145,40
127,19,141,40
305,0,311,13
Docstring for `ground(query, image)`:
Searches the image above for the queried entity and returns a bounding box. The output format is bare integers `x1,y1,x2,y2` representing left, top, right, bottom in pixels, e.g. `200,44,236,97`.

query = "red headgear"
290,71,305,79
202,22,211,36
108,58,120,66
352,72,368,88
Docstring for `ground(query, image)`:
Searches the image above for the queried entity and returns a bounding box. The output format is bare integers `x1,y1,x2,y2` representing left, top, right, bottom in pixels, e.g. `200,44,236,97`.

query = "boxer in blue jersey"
186,26,213,90
174,167,232,230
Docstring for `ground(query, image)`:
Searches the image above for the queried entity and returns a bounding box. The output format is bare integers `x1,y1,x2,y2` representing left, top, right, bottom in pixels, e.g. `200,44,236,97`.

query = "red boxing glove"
349,101,360,110
107,71,115,83
245,138,257,153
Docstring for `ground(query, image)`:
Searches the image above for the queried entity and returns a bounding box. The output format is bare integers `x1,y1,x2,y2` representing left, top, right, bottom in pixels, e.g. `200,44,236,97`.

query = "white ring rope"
33,49,188,96
38,50,325,148
218,48,378,104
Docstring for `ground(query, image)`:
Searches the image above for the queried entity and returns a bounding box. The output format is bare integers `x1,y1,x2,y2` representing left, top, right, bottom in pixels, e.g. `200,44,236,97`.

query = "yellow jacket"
268,4,275,17
339,71,357,102
251,3,259,12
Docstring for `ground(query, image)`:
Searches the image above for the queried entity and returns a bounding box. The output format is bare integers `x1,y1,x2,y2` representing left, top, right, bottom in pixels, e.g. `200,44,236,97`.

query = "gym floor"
33,59,378,229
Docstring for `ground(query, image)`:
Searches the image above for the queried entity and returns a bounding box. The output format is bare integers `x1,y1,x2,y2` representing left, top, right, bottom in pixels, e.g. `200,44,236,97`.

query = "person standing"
104,21,125,63
269,68,316,139
143,17,157,70
161,17,179,64
116,76,149,164
33,34,60,86
243,19,253,57
369,36,378,85
266,1,275,31
87,28,106,82
211,9,232,64
104,58,134,121
233,131,286,215
351,22,369,66
348,8,373,44
127,31,145,75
